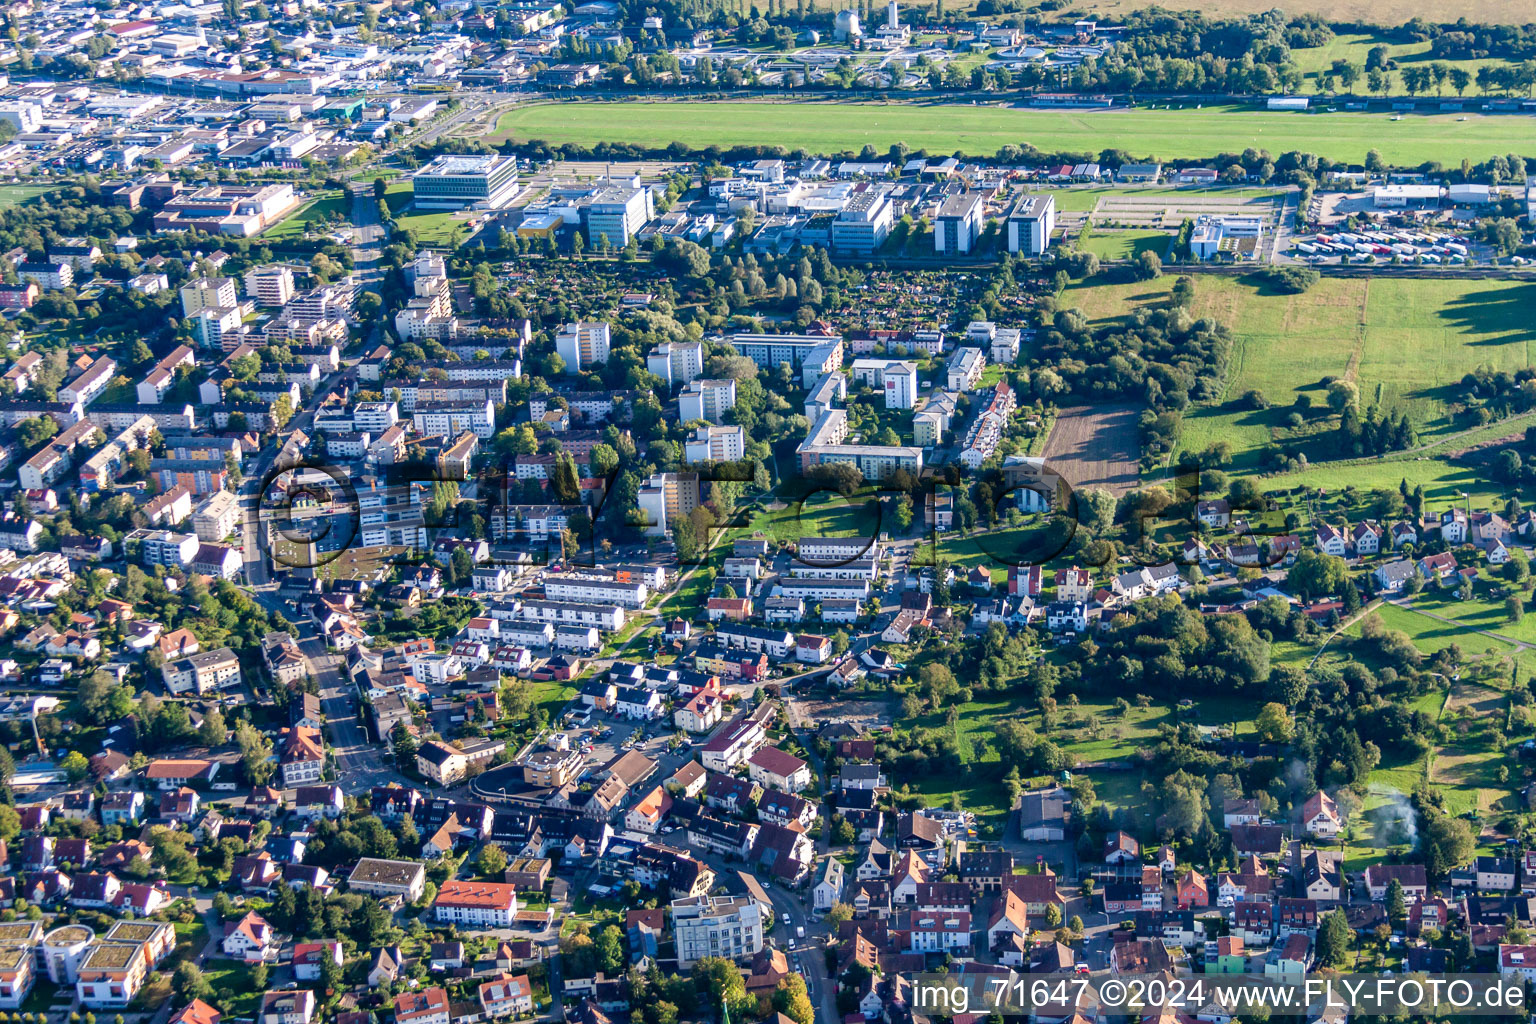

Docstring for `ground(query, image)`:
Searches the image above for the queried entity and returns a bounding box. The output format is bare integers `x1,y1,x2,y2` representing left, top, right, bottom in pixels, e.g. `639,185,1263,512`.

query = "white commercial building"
411,155,522,209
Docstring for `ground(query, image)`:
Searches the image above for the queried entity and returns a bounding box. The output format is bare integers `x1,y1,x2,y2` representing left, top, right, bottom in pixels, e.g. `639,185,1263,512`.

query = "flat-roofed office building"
412,155,521,209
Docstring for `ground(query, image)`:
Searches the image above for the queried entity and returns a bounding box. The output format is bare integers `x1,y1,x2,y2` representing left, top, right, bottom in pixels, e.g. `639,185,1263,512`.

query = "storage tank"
834,9,862,40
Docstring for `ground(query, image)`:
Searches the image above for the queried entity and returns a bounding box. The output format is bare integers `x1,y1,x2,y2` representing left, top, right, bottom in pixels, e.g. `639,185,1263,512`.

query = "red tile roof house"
292,941,343,981
395,988,450,1024
1301,790,1342,838
478,974,534,1019
1176,870,1209,909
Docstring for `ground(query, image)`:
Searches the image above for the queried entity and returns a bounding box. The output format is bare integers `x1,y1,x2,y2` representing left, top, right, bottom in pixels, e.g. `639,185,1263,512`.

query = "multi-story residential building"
671,895,765,966
849,359,918,409
678,378,736,424
394,988,450,1024
59,356,116,406
179,276,238,317
412,399,495,439
636,472,700,538
262,632,306,686
279,726,325,787
75,941,150,1007
244,265,295,307
1007,194,1056,255
700,713,769,773
353,402,400,434
478,975,533,1019
729,334,844,373
647,341,704,386
416,738,507,786
193,491,240,542
137,346,197,405
190,307,244,351
259,991,315,1024
0,944,31,1008
554,322,611,373
796,409,923,481
433,881,520,928
347,859,427,902
19,261,73,291
161,648,240,695
520,747,585,788
747,746,812,793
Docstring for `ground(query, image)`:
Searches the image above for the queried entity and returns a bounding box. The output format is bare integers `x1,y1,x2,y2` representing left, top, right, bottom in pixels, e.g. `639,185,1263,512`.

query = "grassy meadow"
1064,273,1536,505
483,101,1536,165
1079,0,1528,27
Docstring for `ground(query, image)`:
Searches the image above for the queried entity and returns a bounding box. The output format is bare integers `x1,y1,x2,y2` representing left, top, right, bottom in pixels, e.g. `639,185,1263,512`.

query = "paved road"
297,635,414,791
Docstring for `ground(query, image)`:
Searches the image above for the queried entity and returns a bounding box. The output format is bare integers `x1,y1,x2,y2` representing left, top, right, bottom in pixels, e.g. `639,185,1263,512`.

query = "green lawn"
484,100,1536,165
1399,588,1536,654
912,523,1059,583
526,679,576,719
748,491,884,546
1348,600,1525,660
201,958,266,1017
0,184,57,208
900,692,1260,818
263,188,350,239
395,205,477,247
1049,185,1285,213
1078,229,1172,261
170,919,210,967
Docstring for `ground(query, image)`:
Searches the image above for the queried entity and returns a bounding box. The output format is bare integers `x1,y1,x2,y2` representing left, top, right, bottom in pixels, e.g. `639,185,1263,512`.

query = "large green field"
0,184,57,209
485,101,1536,165
1288,31,1520,94
1067,274,1536,505
1081,0,1524,27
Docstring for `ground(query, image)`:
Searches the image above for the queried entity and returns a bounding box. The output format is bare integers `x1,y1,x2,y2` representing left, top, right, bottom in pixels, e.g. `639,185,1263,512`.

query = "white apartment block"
433,881,520,928
555,322,611,373
647,341,704,387
412,399,495,439
193,491,240,542
678,378,737,424
162,648,241,695
179,276,238,317
684,425,746,464
671,895,764,966
244,265,295,307
947,348,985,391
544,573,650,609
849,359,918,410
